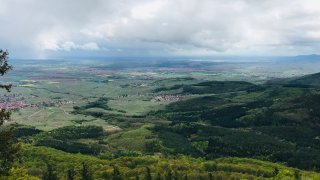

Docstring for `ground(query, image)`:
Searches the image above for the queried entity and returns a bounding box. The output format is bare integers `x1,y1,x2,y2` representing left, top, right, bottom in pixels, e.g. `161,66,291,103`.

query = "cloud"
1,0,320,58
43,41,100,51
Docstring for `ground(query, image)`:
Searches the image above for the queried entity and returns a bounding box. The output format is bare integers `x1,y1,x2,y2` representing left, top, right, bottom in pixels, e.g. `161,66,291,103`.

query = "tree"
165,169,172,180
183,175,188,180
155,173,162,180
112,166,121,180
67,168,75,180
145,167,152,180
43,164,58,180
81,162,93,180
173,171,179,180
0,49,19,176
294,170,301,180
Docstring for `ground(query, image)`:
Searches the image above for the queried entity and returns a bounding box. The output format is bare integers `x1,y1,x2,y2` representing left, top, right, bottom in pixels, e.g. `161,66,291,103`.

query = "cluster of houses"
0,102,29,110
0,93,75,110
153,94,183,101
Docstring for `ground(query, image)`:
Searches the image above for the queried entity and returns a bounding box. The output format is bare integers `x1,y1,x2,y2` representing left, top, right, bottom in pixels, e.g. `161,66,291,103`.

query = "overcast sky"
1,0,320,59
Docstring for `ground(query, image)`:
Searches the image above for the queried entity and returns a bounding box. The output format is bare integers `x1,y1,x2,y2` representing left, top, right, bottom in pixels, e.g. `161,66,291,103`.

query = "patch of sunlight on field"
96,74,112,77
105,124,154,152
18,84,35,87
47,81,60,84
11,106,111,131
82,119,121,134
20,80,37,83
158,73,188,78
108,99,168,115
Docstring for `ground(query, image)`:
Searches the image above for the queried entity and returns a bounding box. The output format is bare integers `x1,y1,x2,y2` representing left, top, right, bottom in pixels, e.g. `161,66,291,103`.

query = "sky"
1,0,320,59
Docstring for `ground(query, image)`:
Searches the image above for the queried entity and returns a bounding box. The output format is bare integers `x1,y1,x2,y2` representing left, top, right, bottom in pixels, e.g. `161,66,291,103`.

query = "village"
0,93,75,110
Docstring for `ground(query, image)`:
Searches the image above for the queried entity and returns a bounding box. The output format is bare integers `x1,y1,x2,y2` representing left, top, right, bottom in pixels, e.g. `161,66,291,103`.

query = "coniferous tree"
173,170,179,180
165,169,172,180
81,162,93,180
0,49,19,176
43,164,58,180
112,166,121,180
156,173,162,180
145,167,152,180
273,167,279,176
183,174,188,180
102,172,111,180
294,170,301,180
67,168,75,180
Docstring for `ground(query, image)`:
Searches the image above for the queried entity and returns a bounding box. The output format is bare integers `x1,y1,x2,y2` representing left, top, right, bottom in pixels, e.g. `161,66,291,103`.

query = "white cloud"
1,0,320,58
80,42,100,51
60,42,76,51
42,41,100,51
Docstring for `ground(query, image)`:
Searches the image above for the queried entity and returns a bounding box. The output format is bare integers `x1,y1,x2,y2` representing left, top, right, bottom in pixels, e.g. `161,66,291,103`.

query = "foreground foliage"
0,50,19,176
7,145,320,179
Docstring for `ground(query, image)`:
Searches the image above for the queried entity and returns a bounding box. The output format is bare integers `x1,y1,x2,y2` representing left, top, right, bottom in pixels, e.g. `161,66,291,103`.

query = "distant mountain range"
278,54,320,62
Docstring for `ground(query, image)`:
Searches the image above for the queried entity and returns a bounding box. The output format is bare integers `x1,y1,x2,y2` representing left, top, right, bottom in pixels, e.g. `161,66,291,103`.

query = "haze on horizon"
1,0,320,59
